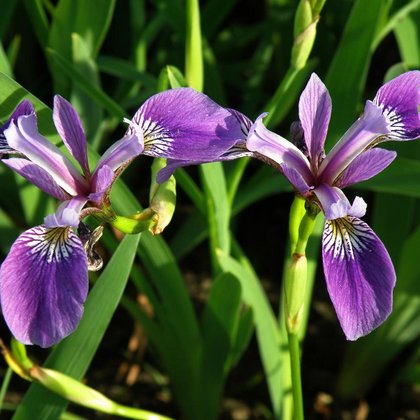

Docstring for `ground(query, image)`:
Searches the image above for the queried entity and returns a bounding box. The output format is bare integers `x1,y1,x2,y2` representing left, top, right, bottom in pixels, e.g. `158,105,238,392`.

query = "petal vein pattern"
323,217,371,260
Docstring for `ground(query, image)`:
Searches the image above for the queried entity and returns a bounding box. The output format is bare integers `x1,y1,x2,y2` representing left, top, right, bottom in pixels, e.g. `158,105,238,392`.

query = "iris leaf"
325,0,385,145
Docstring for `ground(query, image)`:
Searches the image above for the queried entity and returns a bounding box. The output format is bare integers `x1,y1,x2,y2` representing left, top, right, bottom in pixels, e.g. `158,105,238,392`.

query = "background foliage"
0,0,419,419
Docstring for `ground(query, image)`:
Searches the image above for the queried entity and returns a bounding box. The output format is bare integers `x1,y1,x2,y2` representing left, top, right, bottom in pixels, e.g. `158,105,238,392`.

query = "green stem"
289,196,306,253
282,197,320,419
0,367,13,415
287,332,304,420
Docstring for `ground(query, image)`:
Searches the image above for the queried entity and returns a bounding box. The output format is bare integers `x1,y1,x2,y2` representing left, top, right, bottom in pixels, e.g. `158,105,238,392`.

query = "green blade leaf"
217,251,284,417
167,65,188,88
200,272,243,416
325,0,385,145
47,0,116,93
46,48,126,120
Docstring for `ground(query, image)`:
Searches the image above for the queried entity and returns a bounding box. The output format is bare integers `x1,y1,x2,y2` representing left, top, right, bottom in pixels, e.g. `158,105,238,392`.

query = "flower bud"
291,0,319,70
0,339,32,380
148,158,176,235
30,367,117,412
284,253,307,333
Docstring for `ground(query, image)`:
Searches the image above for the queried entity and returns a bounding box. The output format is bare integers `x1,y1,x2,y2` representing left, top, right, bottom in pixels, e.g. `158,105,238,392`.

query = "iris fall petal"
127,88,245,161
322,217,396,340
0,226,88,347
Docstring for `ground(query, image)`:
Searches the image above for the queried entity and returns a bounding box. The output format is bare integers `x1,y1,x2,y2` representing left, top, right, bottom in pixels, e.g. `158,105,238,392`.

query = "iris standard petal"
53,95,90,175
298,73,331,166
44,196,88,228
127,88,245,161
4,113,88,196
280,163,311,194
373,70,420,140
337,148,397,188
3,158,69,201
91,134,143,195
89,164,114,204
314,184,367,220
322,217,396,340
0,226,88,347
247,113,313,183
318,101,389,184
93,134,143,181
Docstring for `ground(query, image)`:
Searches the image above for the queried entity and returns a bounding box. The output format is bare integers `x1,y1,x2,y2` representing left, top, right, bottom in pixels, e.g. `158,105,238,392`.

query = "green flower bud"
0,339,33,381
294,0,313,39
111,210,157,234
284,253,307,334
148,158,176,235
291,0,323,70
311,0,326,17
291,19,318,70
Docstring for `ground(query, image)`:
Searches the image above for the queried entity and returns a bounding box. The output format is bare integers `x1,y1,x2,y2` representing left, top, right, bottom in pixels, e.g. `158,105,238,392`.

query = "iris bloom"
246,71,420,340
0,89,250,347
0,96,141,347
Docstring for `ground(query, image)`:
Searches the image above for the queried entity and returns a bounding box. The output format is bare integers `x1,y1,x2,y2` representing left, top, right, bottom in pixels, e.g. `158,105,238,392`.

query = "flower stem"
0,367,13,416
287,332,304,420
283,196,319,419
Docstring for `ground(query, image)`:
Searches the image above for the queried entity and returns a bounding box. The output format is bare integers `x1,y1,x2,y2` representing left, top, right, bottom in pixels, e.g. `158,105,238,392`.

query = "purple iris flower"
0,88,251,348
246,71,420,340
0,96,142,347
124,87,253,183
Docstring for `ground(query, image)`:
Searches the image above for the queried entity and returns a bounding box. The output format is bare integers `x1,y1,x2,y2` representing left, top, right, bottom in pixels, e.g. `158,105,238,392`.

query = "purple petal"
322,217,396,340
4,113,88,196
226,108,253,136
280,163,311,194
318,101,389,184
89,164,114,203
218,140,254,160
0,226,88,347
374,70,420,140
127,88,245,161
246,113,313,184
156,159,197,183
93,134,142,180
314,184,367,220
337,148,397,188
44,196,87,228
3,158,69,201
155,141,254,183
89,133,142,202
1,100,35,155
53,95,90,175
298,73,331,166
